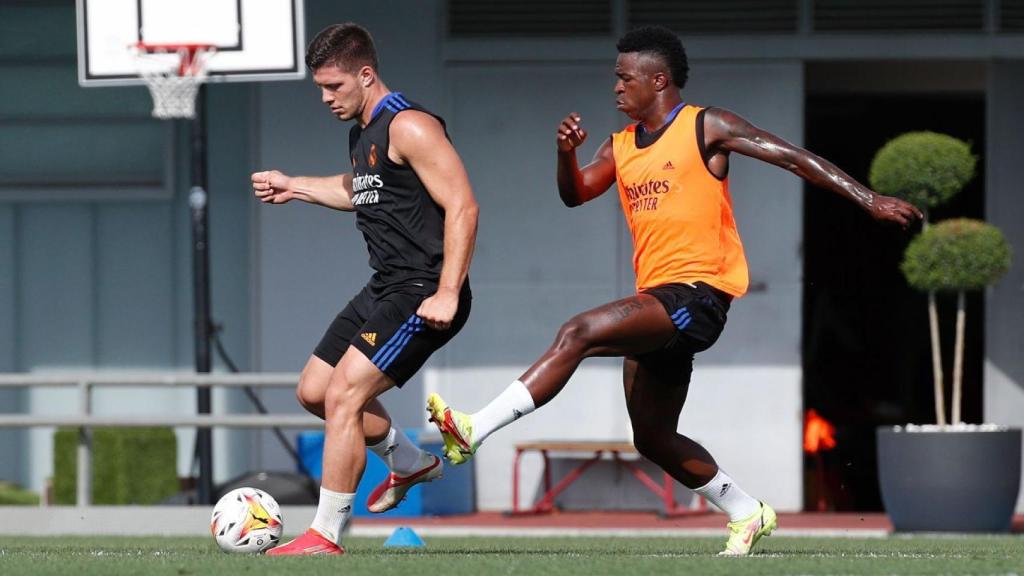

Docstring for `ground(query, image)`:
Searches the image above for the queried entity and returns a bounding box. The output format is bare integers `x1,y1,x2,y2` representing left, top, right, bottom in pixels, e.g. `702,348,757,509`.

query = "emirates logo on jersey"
352,173,383,192
369,144,378,167
623,178,671,214
351,173,384,207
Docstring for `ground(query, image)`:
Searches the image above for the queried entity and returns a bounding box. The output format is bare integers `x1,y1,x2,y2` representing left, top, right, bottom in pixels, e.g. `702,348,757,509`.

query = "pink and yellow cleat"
266,528,344,556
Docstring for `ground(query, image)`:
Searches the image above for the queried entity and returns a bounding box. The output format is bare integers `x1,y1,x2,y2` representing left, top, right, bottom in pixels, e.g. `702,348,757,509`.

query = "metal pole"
190,84,214,505
76,381,91,507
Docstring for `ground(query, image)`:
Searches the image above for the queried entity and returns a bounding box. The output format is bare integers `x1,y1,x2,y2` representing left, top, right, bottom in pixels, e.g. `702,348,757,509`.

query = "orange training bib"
611,105,749,297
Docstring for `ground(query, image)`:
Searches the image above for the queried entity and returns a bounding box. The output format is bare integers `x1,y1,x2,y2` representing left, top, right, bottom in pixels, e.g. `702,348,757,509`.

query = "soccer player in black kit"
252,23,478,555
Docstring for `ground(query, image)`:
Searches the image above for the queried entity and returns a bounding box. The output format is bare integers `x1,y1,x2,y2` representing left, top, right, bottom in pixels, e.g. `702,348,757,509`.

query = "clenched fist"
252,170,294,204
557,113,587,153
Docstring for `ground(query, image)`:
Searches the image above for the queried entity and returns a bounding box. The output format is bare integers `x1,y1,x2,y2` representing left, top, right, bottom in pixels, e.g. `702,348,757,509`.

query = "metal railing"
0,373,320,506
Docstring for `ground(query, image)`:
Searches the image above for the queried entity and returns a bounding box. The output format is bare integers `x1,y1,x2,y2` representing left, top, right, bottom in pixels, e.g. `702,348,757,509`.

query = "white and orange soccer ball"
210,487,284,554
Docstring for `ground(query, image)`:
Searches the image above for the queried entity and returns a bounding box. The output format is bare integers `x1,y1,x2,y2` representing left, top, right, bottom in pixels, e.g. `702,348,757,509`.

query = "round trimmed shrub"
901,219,1011,291
869,132,976,210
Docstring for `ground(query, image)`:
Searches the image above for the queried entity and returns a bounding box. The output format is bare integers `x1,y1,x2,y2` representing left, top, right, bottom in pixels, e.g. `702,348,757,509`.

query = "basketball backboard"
76,0,306,86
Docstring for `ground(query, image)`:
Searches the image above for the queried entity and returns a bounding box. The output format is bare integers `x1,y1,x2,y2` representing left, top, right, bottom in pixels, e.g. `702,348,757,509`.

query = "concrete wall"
0,206,21,482
984,61,1024,512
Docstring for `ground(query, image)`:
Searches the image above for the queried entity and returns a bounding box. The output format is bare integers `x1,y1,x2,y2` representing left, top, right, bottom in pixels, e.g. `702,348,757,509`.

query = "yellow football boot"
719,502,777,556
426,392,477,465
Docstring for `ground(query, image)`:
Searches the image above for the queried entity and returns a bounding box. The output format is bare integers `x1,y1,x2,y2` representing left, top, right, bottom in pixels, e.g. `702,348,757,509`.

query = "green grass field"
2,535,1022,576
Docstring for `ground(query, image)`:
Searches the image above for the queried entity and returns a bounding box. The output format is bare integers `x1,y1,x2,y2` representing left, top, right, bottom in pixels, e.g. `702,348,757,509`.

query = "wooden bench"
511,440,708,517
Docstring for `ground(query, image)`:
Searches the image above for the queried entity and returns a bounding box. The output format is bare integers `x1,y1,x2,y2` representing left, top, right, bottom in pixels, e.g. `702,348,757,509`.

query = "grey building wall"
0,206,21,482
985,61,1024,511
0,1,255,490
987,61,1024,391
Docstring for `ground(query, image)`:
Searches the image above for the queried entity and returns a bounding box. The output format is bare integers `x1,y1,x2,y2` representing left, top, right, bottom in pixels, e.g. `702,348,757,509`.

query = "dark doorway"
802,91,986,512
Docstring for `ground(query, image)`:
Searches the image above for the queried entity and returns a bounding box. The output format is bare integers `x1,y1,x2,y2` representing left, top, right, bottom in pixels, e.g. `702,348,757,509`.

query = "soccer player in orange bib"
427,26,921,555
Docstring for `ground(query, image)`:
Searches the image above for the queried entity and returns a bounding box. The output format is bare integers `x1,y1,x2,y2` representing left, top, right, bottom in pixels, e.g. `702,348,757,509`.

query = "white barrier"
0,373,317,505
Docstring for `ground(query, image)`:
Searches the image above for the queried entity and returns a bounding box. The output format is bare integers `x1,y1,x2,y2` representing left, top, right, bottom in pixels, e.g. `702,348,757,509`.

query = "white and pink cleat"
366,453,444,513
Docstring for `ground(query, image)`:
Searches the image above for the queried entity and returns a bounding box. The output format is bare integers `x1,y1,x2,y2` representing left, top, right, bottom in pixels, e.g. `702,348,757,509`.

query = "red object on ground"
804,409,837,454
804,409,838,512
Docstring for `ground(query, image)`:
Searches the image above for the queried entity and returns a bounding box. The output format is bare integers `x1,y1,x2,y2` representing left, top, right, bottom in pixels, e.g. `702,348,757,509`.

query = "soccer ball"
210,487,284,554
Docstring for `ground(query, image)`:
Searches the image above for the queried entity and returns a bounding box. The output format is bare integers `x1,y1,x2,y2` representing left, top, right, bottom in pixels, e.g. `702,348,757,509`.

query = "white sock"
693,469,761,521
310,487,354,545
367,427,427,475
471,380,536,444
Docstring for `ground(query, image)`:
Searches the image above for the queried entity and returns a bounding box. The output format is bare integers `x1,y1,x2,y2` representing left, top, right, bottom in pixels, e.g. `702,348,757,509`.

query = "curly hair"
616,26,688,89
305,23,378,72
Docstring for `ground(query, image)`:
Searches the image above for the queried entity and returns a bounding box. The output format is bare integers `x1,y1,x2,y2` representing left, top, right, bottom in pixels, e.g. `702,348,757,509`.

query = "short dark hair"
616,26,689,90
305,23,379,72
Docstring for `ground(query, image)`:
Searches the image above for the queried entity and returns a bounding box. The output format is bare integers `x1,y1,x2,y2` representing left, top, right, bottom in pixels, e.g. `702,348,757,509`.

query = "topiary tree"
869,132,976,215
870,132,977,426
902,219,1011,424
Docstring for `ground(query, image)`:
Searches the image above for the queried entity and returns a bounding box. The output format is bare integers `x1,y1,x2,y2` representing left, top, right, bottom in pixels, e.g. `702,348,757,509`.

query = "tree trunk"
952,290,966,425
928,291,946,426
923,213,946,426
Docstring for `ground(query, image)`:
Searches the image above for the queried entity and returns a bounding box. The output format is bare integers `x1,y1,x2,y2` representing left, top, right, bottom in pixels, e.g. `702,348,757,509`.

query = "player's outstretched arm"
251,170,355,212
390,110,479,330
703,108,923,229
556,113,617,207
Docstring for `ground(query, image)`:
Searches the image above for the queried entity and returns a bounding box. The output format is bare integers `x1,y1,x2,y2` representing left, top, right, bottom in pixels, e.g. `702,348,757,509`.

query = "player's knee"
324,380,372,420
632,426,670,461
296,366,327,414
295,380,323,414
553,316,593,354
323,380,356,417
295,387,316,415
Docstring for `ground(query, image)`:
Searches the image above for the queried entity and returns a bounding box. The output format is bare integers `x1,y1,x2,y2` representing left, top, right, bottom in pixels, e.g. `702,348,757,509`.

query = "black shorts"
635,282,732,385
313,282,472,386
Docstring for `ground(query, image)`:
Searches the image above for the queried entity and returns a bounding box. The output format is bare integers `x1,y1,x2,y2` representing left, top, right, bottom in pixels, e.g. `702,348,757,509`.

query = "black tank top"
349,93,447,289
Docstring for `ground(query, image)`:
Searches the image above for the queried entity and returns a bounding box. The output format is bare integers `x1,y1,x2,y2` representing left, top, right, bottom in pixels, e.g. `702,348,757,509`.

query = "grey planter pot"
877,427,1022,532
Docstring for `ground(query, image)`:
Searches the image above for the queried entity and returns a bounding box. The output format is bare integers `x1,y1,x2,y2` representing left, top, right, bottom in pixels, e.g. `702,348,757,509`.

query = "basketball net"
133,44,215,120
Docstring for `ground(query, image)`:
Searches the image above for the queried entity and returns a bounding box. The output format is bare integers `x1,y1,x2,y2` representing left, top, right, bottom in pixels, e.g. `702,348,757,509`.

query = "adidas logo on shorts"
361,333,377,346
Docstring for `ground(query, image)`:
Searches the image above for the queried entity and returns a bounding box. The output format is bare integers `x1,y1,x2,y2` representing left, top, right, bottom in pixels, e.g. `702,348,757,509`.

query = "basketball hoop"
133,43,215,120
